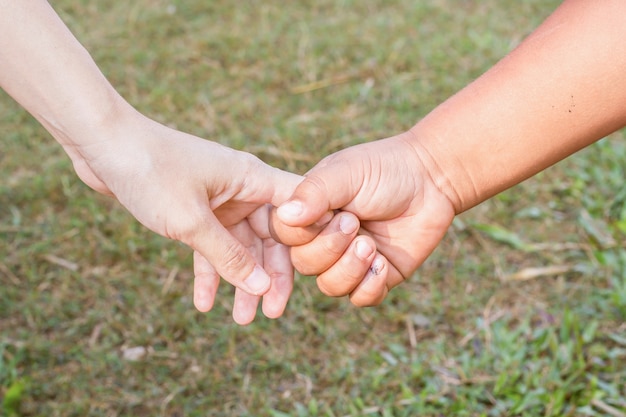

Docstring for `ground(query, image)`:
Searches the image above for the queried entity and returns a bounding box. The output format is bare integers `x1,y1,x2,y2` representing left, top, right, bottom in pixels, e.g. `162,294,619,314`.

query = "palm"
359,195,453,289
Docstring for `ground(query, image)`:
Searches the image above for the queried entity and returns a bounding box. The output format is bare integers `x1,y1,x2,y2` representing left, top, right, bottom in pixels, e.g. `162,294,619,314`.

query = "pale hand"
63,110,301,324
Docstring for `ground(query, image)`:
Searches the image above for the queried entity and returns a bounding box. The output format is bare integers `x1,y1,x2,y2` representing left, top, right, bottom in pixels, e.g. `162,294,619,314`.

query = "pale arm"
0,0,303,324
0,0,125,168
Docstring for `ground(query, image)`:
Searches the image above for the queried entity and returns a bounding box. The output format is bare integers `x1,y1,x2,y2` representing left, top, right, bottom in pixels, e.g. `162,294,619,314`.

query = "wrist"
403,126,472,215
45,86,132,149
57,97,149,195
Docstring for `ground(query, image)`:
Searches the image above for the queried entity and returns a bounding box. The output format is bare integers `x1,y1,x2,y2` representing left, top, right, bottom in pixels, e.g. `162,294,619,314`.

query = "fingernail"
369,257,385,275
339,213,359,235
355,240,374,260
277,200,303,220
315,210,334,227
244,265,270,295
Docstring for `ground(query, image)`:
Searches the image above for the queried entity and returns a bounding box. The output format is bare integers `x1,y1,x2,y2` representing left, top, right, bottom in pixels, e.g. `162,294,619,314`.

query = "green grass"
1,0,625,416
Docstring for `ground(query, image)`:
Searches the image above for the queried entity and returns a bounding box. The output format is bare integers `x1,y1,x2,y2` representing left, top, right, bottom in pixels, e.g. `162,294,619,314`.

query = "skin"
5,0,625,321
0,0,312,325
272,0,626,306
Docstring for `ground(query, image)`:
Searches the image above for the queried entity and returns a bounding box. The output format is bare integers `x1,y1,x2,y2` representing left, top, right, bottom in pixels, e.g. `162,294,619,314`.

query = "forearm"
0,0,129,148
410,0,626,213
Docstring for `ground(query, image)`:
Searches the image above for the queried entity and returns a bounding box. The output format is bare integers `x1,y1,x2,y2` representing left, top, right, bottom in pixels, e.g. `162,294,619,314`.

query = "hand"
271,131,455,307
64,109,302,324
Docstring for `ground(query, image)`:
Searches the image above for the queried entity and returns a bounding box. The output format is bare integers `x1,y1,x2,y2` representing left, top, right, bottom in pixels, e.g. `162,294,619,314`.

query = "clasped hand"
75,113,454,324
271,131,455,308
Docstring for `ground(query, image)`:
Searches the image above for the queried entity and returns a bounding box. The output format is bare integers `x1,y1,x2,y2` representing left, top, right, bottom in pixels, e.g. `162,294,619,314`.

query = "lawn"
1,0,625,416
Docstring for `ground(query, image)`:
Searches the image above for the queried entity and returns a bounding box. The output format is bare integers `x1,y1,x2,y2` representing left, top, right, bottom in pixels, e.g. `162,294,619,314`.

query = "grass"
1,0,625,416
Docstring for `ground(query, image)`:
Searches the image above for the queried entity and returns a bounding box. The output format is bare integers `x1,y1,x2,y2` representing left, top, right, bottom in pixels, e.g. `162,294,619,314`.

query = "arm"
412,0,626,213
273,0,626,305
0,0,123,172
0,0,302,324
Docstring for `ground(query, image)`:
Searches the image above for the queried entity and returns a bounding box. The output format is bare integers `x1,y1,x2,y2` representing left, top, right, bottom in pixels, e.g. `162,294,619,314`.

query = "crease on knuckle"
351,297,377,308
302,174,331,204
291,254,319,276
316,277,345,297
319,234,348,257
218,240,250,277
351,287,386,307
286,227,318,247
317,270,360,297
290,234,346,276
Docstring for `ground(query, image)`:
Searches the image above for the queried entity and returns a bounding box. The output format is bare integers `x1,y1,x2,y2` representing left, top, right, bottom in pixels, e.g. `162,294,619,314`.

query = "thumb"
266,167,304,207
191,216,270,296
276,160,357,227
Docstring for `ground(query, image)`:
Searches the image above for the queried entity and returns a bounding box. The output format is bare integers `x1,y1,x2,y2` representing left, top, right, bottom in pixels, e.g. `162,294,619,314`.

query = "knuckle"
219,241,250,276
174,212,253,281
288,227,319,247
319,234,347,256
289,231,350,276
350,287,386,307
302,174,330,199
352,297,383,308
351,297,376,307
294,174,332,208
316,268,361,296
316,276,347,297
291,252,319,276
